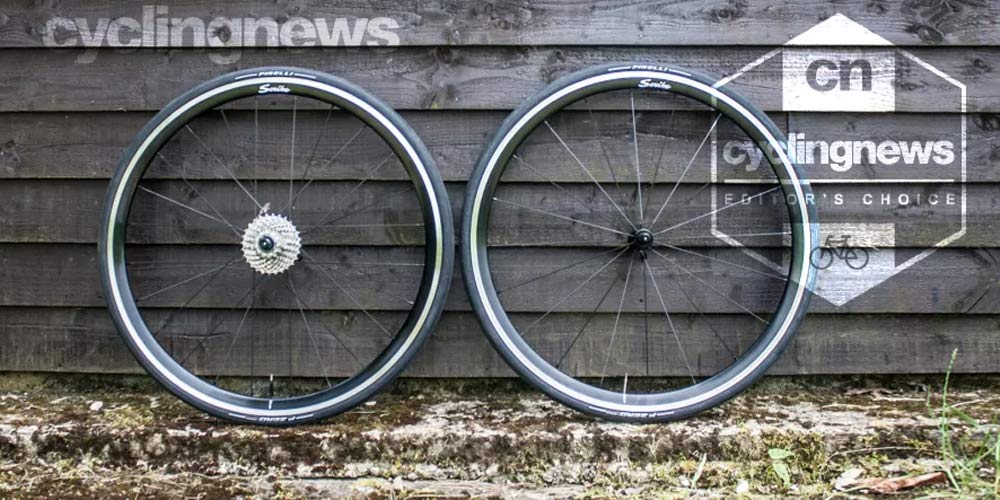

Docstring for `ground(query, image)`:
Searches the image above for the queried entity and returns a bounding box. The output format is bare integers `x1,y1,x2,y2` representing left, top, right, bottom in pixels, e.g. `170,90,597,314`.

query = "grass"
923,349,1000,498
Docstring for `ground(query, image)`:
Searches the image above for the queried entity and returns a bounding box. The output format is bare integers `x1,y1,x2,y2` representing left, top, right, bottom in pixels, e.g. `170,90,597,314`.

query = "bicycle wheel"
462,63,817,422
99,67,453,425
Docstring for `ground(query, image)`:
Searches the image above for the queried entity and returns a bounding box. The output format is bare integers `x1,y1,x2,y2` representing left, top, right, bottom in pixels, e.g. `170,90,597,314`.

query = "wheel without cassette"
461,63,818,422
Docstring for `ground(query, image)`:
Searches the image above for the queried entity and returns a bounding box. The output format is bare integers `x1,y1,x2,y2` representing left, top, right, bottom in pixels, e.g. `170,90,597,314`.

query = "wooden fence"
0,1,998,376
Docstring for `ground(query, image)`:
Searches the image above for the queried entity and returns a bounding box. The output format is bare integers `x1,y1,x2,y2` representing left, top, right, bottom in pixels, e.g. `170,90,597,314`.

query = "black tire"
99,67,453,425
461,63,818,422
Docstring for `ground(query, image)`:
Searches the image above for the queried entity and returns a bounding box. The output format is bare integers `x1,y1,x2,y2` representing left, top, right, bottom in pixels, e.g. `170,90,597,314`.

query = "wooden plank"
0,179,987,247
2,243,999,314
0,47,993,112
0,307,996,376
1,111,996,182
1,1,998,47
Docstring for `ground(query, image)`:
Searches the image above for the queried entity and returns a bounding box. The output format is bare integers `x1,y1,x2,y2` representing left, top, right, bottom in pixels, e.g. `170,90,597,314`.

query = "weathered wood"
2,243,998,314
0,179,985,247
1,111,996,182
1,307,997,376
0,47,993,112
1,1,997,48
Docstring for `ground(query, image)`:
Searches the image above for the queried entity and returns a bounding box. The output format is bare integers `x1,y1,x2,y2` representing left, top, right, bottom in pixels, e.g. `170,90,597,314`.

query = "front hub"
241,212,302,275
629,228,655,251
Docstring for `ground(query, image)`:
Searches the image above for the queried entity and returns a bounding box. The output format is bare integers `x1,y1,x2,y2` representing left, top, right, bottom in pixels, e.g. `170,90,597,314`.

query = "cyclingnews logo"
711,14,966,306
42,5,401,64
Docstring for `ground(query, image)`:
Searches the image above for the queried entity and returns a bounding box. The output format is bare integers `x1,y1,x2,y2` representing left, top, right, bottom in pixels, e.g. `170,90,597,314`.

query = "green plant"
930,349,1000,498
768,448,794,488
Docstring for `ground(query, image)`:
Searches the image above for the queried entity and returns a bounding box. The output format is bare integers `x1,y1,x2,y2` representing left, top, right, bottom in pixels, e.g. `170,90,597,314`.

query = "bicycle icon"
810,234,871,270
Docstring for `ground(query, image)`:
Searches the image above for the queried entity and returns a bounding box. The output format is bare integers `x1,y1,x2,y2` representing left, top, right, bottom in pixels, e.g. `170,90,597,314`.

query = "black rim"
465,65,815,417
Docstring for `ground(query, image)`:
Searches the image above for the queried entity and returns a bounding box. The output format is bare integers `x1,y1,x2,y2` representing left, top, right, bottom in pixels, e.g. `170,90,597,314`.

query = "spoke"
286,274,333,387
648,113,721,229
630,91,643,225
289,96,297,215
492,197,629,237
291,152,395,224
138,185,240,233
213,279,260,384
314,223,424,229
599,253,635,387
301,249,394,339
519,247,629,336
554,271,621,369
178,180,242,238
641,111,674,221
299,105,336,184
185,124,264,211
642,258,649,376
312,308,365,370
250,272,256,394
498,245,627,295
511,154,620,229
284,123,368,211
644,258,696,383
656,260,738,361
155,152,242,238
656,244,788,281
171,283,258,369
301,258,416,308
668,231,791,241
653,185,782,236
150,258,240,337
254,98,259,198
545,121,636,230
285,104,335,215
651,248,768,324
300,185,413,238
587,106,625,205
137,256,243,302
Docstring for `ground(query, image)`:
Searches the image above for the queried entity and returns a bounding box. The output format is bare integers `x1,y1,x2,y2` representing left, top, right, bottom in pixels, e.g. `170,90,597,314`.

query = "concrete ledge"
1,375,997,498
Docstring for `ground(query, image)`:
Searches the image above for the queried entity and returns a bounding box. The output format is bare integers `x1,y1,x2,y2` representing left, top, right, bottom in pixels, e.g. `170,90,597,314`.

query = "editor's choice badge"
713,13,966,307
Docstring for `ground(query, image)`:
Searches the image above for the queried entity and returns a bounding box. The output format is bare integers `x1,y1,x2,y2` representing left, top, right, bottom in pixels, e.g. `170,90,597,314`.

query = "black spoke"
511,154,621,230
137,256,243,303
519,247,629,336
644,258,696,382
650,249,768,324
498,245,627,295
286,274,333,387
553,270,621,370
288,96,297,215
492,197,628,237
656,243,788,281
301,249,393,339
630,91,643,226
213,281,261,383
599,253,635,387
653,185,782,236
